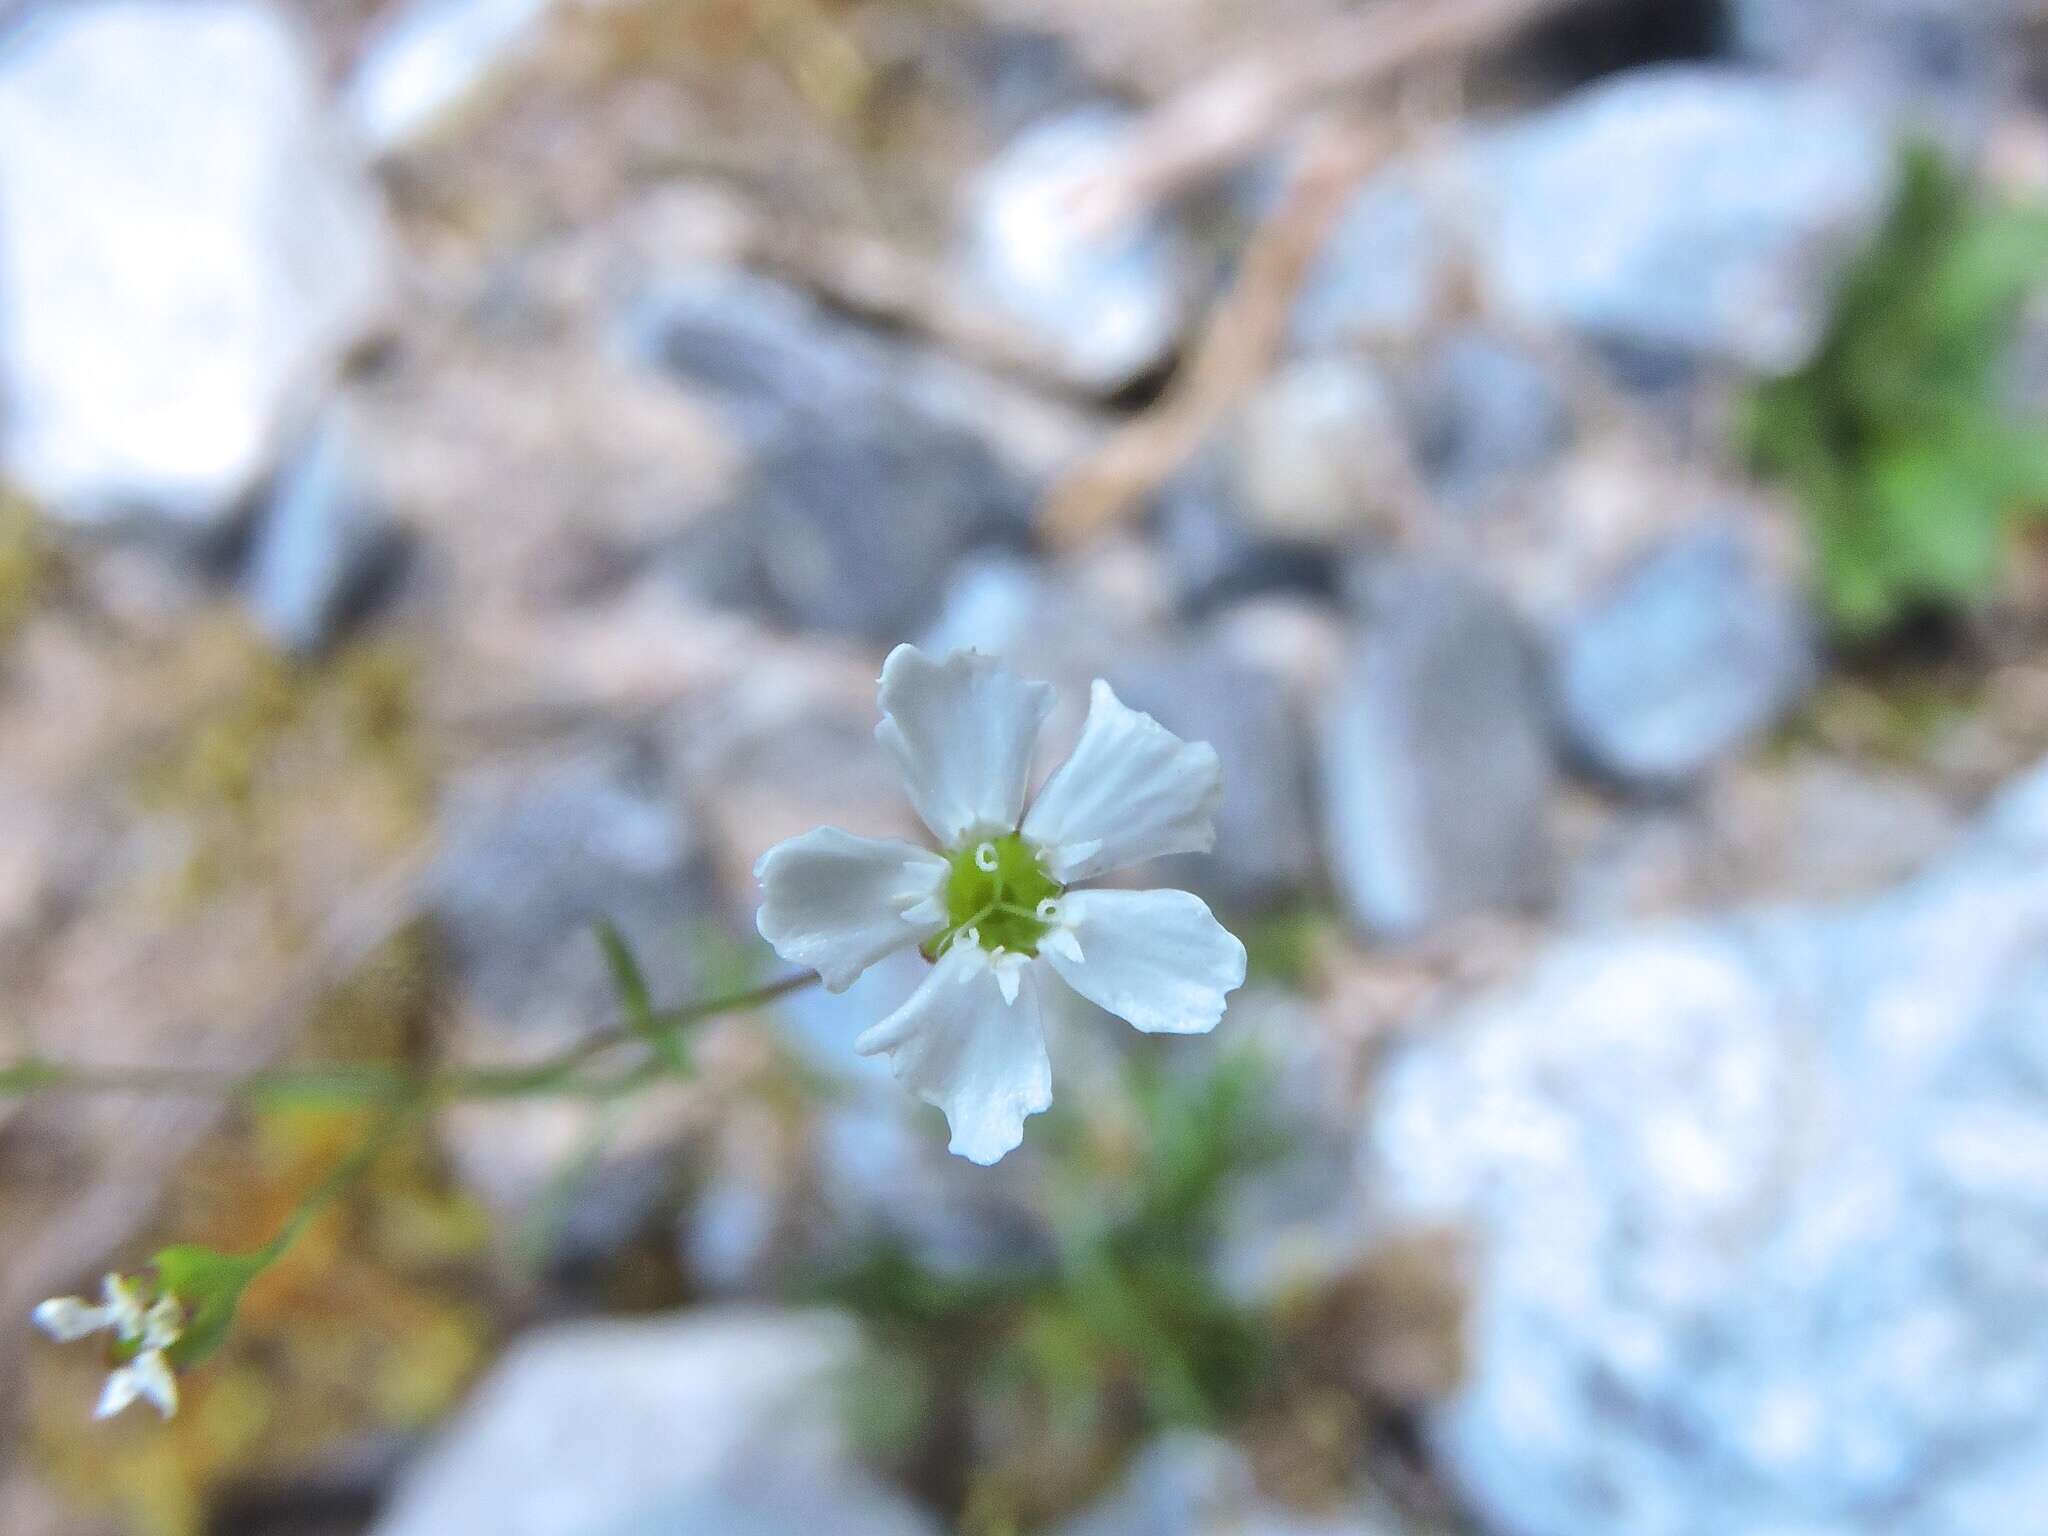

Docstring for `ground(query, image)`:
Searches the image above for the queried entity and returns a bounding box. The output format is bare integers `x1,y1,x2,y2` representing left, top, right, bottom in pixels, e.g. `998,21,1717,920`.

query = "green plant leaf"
152,1244,267,1368
594,920,685,1071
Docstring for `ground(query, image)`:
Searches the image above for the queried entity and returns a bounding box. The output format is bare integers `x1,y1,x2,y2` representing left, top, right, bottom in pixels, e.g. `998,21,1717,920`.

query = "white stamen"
974,841,999,872
1035,897,1061,922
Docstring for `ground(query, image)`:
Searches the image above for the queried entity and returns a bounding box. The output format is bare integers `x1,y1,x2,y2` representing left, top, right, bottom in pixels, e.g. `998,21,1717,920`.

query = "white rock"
372,1310,934,1536
1368,756,2048,1536
0,0,388,529
963,104,1194,393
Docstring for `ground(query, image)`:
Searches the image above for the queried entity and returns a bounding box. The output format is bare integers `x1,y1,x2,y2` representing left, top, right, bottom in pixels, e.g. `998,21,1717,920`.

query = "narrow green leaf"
595,920,654,1031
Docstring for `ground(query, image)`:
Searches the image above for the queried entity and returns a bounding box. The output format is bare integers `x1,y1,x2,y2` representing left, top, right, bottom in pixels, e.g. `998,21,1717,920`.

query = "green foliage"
822,1045,1288,1525
1744,143,2048,638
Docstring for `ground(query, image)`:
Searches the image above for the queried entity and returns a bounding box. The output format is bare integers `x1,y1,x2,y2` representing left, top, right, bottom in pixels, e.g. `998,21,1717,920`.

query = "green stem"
0,970,820,1107
255,1097,423,1266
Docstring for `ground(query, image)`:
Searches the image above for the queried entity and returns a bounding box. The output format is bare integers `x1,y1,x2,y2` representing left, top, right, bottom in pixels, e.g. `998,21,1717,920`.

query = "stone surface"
1227,356,1411,546
1468,65,1890,373
1289,167,1446,353
631,270,1040,639
1153,458,1341,618
684,949,1054,1289
1728,0,2014,148
242,408,402,655
1413,329,1570,509
0,0,387,529
370,1310,930,1536
1057,1434,1391,1536
1106,647,1319,911
429,746,707,1214
594,1481,943,1536
622,264,1096,483
1320,565,1555,938
735,414,1031,640
1367,756,2048,1536
1552,525,1818,791
618,267,888,447
432,747,702,1034
962,103,1195,392
347,0,560,153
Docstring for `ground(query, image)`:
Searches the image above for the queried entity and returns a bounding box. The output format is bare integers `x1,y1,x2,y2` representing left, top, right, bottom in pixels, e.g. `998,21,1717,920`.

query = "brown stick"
1069,0,1586,237
1041,117,1394,547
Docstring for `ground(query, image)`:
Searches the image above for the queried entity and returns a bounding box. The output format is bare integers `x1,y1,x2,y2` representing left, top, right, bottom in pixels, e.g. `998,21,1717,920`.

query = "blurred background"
4,0,2048,1532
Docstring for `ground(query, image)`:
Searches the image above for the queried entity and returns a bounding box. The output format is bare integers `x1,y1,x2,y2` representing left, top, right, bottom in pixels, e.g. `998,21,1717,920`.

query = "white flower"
756,645,1248,1164
32,1272,183,1419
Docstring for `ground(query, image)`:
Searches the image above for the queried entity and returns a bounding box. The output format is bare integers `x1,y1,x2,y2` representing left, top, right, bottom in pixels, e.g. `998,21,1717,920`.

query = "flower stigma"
924,832,1063,961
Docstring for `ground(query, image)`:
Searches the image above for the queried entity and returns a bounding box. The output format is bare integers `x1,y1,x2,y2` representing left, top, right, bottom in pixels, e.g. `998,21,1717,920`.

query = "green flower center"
923,833,1063,960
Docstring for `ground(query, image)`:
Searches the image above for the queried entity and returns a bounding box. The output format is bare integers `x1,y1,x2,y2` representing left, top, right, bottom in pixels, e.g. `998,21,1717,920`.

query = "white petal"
142,1298,184,1352
1022,680,1222,881
855,941,1052,1165
32,1297,113,1342
755,827,949,992
1040,888,1246,1036
129,1351,179,1418
95,1365,143,1420
103,1273,149,1336
876,645,1055,847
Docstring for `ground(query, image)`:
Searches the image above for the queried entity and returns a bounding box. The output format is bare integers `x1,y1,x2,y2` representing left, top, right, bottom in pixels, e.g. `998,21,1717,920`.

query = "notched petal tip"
854,942,1053,1165
877,645,1056,848
1023,681,1224,882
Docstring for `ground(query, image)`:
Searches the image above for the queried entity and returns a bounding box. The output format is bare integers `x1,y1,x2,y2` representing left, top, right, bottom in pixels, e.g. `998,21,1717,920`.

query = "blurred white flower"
33,1272,183,1419
756,645,1247,1164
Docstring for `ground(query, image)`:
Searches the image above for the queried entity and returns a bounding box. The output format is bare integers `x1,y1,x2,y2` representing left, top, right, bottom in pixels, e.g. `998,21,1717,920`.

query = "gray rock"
1153,458,1341,618
432,748,703,1033
1058,1434,1391,1536
630,271,1039,639
963,104,1195,393
738,414,1031,640
623,265,1097,483
1553,525,1818,791
683,949,1053,1289
347,0,559,154
1413,329,1570,508
242,409,402,655
1107,648,1318,911
0,0,387,530
1227,356,1411,547
596,1482,942,1536
618,268,889,446
1057,1435,1256,1536
1320,565,1555,938
1468,65,1890,373
1367,756,2048,1536
429,747,708,1218
370,1310,928,1536
1289,168,1446,353
1728,0,2014,149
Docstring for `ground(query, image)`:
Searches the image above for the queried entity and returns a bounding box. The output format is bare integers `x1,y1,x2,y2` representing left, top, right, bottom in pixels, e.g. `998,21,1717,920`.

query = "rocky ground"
3,0,2048,1533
